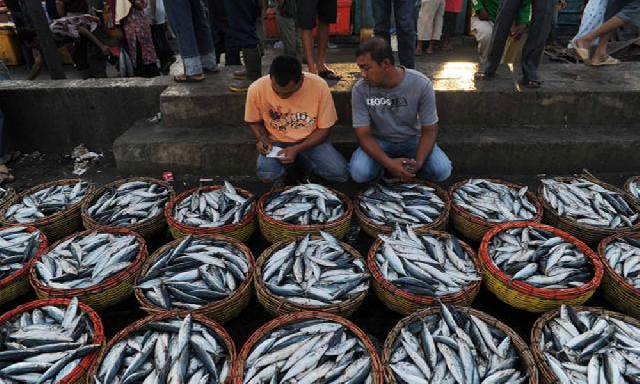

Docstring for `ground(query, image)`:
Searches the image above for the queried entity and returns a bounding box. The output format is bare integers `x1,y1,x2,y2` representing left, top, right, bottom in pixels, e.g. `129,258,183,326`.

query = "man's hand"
256,137,272,155
477,9,490,20
386,158,417,180
278,146,299,164
510,24,526,40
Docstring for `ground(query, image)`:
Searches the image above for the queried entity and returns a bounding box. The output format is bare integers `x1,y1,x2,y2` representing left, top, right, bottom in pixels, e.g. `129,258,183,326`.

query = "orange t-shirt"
244,73,338,143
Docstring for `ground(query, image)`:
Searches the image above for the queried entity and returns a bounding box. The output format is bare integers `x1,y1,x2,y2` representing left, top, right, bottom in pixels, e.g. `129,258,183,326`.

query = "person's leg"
316,0,337,73
470,16,493,63
227,0,262,91
373,0,392,44
416,1,431,55
256,154,287,183
520,0,554,82
296,0,319,73
276,12,298,58
398,138,452,181
297,141,349,183
576,16,626,51
480,0,523,76
393,0,417,68
190,0,218,71
165,0,203,76
349,147,385,183
440,11,457,50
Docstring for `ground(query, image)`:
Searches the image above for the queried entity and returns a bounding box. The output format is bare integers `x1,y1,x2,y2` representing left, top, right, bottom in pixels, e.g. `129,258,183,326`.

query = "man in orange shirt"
245,55,349,184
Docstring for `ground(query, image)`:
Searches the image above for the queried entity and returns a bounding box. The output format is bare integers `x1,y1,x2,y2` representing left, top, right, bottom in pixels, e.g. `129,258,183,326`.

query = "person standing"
226,0,262,92
146,0,175,74
273,0,301,58
208,0,241,65
373,0,416,68
416,0,446,55
296,0,340,79
123,0,160,77
441,0,463,50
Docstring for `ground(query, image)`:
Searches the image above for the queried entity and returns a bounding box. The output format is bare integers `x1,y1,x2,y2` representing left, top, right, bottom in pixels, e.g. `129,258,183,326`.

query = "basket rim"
624,175,640,196
86,310,236,384
0,179,93,227
0,187,16,206
597,231,640,298
29,227,148,296
0,225,48,290
133,233,255,315
254,235,369,313
233,310,383,384
479,221,604,300
366,229,482,305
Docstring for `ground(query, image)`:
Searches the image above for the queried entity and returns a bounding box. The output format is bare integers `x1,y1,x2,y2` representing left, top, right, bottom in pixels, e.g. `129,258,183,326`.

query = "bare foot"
415,47,423,56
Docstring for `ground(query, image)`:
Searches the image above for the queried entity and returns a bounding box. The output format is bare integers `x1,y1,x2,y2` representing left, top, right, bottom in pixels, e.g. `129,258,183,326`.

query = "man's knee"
426,159,453,182
349,161,379,184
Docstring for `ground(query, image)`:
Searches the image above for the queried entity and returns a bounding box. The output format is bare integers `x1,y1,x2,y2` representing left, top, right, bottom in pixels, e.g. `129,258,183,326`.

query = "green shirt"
472,0,532,25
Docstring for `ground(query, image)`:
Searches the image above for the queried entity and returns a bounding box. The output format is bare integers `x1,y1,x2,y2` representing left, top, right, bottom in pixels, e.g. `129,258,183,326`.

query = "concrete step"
160,62,640,129
113,120,640,176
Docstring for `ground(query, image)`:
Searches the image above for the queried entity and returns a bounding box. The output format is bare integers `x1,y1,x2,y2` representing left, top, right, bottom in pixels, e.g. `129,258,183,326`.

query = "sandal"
520,78,543,88
572,45,591,63
318,70,341,81
591,56,621,66
174,74,205,83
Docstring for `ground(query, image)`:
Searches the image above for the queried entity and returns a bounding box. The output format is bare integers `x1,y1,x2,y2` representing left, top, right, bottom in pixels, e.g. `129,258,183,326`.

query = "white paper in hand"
266,146,284,158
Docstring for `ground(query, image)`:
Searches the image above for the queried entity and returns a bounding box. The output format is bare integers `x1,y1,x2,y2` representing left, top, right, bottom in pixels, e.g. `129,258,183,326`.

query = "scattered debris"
147,112,162,124
71,144,102,176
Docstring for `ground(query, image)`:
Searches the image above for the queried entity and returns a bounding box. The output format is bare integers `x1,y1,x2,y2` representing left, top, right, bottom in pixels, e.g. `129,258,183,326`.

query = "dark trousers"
373,0,416,69
71,34,107,79
209,0,241,65
151,23,175,71
224,0,260,50
483,0,554,81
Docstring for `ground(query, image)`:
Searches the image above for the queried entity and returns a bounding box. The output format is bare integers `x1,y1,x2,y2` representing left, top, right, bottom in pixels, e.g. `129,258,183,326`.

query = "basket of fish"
0,225,48,305
531,305,640,384
81,177,175,240
233,311,383,384
88,312,235,384
450,178,543,242
135,234,255,323
597,232,640,318
539,176,640,246
0,185,16,211
254,232,369,317
479,221,604,312
29,228,148,310
383,303,538,384
355,180,450,238
0,297,105,384
0,179,92,241
625,175,640,201
367,225,482,315
165,182,257,242
257,183,353,243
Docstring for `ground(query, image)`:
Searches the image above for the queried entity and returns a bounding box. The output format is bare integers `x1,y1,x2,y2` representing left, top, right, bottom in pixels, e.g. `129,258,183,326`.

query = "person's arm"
150,0,157,18
248,122,273,155
27,48,43,80
355,127,416,179
56,0,65,16
472,0,490,19
278,127,331,164
415,124,438,169
415,79,439,168
245,82,272,155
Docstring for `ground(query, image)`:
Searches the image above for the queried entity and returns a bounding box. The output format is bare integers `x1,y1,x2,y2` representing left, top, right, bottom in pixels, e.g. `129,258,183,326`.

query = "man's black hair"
355,38,394,66
269,55,303,87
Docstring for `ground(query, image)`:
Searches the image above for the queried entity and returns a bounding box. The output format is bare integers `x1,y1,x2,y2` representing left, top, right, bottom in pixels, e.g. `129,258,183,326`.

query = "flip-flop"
573,46,591,63
591,56,621,66
318,70,341,81
174,74,205,83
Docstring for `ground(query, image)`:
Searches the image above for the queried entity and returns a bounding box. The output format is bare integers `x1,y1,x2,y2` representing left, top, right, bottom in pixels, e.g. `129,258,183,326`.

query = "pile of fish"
540,305,640,383
4,181,89,224
94,314,231,384
0,297,100,383
542,178,639,229
488,226,594,289
264,183,345,225
604,236,640,288
0,226,42,281
389,303,529,384
34,231,140,289
629,179,640,200
173,181,256,228
87,180,171,226
137,236,249,310
359,182,445,226
243,319,373,384
262,232,369,307
373,226,481,297
452,179,537,223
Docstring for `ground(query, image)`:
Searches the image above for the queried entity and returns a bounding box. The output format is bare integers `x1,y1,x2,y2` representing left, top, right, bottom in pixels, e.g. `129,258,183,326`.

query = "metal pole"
22,0,66,79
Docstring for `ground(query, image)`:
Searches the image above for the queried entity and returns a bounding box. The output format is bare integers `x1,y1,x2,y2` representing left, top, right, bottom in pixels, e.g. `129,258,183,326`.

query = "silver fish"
264,183,345,225
0,187,12,205
452,179,537,223
629,179,640,200
5,181,89,224
137,236,249,310
0,226,42,281
488,226,594,289
604,236,640,289
262,232,369,307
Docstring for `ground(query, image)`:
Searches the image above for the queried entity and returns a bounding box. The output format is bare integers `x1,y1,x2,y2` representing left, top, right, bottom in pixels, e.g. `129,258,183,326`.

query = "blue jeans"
373,0,417,69
349,138,452,183
257,141,349,183
165,0,218,76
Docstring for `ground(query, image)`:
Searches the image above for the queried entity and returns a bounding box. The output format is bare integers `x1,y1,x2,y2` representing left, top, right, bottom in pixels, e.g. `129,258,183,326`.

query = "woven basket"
624,176,640,202
87,311,235,384
0,179,94,241
367,230,482,315
531,306,640,384
81,177,175,241
354,180,451,238
257,186,354,243
254,236,368,317
165,185,257,242
0,225,48,306
450,178,544,242
539,175,640,246
134,234,255,323
232,311,383,384
383,305,538,384
597,231,640,318
29,228,148,311
479,221,603,312
0,298,105,384
0,187,16,212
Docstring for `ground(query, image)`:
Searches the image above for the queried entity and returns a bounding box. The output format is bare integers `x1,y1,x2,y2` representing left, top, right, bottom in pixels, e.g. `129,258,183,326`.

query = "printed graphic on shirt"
365,95,409,111
268,105,317,132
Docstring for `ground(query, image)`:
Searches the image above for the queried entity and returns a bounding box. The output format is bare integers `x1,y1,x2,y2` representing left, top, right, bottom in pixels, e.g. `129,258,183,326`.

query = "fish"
94,314,231,384
604,236,640,289
4,181,89,224
452,179,537,223
0,226,43,281
0,186,12,205
374,225,481,297
264,183,345,225
488,226,594,289
629,179,640,200
34,231,140,290
87,180,170,226
358,181,445,226
542,178,639,229
261,232,369,307
242,319,373,384
389,303,529,384
0,297,100,383
173,181,256,228
136,236,250,310
540,305,640,384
